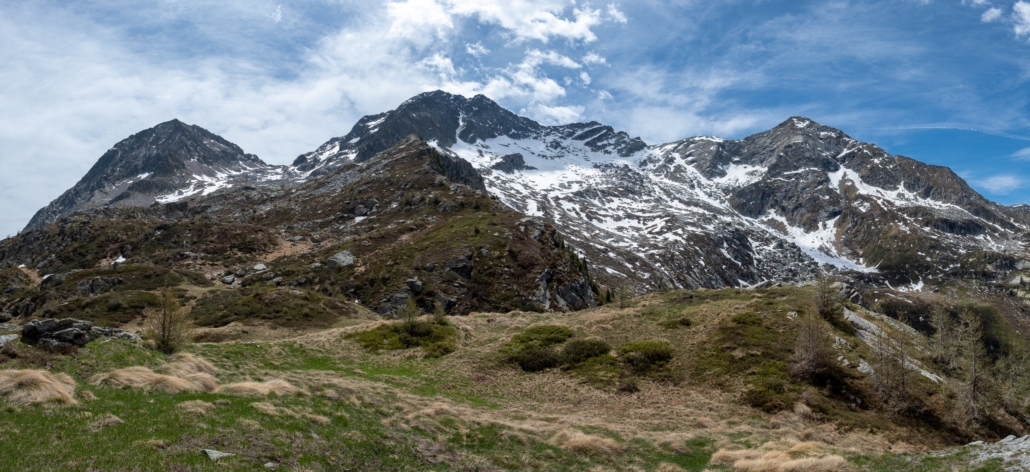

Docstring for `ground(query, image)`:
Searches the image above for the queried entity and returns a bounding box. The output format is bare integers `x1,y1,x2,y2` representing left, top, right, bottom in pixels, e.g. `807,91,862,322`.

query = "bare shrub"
995,350,1030,419
788,308,835,381
143,289,193,354
0,370,78,406
957,308,994,421
217,379,302,396
871,324,911,414
929,303,959,372
814,274,842,316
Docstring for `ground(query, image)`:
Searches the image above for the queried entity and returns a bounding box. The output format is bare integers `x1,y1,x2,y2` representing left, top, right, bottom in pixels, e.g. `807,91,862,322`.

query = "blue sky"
2,0,1030,237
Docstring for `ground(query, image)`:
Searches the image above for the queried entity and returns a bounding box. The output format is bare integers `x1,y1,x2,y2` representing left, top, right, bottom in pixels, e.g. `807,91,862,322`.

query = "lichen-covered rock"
327,251,355,269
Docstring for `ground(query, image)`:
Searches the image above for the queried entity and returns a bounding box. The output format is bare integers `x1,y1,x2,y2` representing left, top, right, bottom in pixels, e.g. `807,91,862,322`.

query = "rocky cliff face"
25,119,288,230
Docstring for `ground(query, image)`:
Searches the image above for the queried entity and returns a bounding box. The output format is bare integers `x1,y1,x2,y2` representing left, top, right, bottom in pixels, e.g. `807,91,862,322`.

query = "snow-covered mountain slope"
304,92,1029,289
25,119,291,230
23,91,1029,290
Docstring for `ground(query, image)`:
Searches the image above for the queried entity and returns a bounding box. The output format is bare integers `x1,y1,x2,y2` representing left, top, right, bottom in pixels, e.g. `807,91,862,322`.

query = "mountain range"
14,91,1030,300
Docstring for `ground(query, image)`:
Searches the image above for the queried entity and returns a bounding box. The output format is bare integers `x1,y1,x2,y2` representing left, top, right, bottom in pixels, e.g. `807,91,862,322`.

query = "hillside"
0,286,1027,470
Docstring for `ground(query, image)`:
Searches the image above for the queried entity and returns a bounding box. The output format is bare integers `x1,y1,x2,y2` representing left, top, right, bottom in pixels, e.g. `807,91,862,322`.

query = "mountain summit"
25,119,284,230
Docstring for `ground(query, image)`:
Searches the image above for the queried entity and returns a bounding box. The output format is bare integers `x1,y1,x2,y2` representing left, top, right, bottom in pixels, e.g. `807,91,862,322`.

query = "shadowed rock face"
25,119,284,231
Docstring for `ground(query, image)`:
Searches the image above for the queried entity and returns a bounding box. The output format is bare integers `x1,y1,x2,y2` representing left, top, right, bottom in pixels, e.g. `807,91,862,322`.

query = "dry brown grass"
0,370,78,406
550,429,624,456
793,402,816,421
90,353,221,393
217,379,303,396
160,353,219,377
177,399,215,416
89,414,124,431
655,463,687,472
711,440,847,472
90,366,218,393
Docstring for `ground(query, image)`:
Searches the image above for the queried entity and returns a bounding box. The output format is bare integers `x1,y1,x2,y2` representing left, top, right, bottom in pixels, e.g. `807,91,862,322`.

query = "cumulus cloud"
982,7,1002,22
607,4,627,23
387,0,454,45
445,0,606,43
580,71,591,85
1016,2,1030,36
582,52,607,65
976,175,1022,194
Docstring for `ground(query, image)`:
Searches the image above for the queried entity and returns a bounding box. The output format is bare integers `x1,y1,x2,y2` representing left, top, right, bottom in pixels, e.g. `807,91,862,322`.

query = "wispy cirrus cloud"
976,174,1022,194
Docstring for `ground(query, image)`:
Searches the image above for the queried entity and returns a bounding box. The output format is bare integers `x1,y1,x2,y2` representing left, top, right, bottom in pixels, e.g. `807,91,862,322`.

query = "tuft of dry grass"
793,402,816,421
217,379,303,396
655,463,687,472
711,440,847,471
177,400,215,416
89,414,124,432
550,429,624,456
0,370,78,406
159,353,219,377
90,353,221,393
90,366,218,393
250,401,303,418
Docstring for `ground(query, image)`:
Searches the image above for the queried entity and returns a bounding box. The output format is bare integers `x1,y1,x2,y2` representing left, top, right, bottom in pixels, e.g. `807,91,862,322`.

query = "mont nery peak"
25,119,284,230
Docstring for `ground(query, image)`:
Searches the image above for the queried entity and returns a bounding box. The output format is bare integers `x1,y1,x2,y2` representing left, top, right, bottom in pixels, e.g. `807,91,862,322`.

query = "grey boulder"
327,251,355,269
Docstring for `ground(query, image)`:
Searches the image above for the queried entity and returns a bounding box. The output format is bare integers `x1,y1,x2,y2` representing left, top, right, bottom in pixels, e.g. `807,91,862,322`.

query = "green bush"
510,325,574,348
617,341,673,373
560,339,612,365
743,380,794,413
503,325,574,372
347,317,458,358
659,317,692,329
511,346,561,372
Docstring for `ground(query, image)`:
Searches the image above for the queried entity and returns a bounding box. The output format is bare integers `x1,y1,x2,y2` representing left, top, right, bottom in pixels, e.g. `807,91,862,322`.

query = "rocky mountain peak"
25,120,277,231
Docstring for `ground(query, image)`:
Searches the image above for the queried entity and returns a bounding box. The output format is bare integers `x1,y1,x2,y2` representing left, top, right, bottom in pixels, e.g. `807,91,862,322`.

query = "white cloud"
579,71,591,85
528,103,584,124
1016,1,1030,36
466,41,489,57
387,0,454,45
1013,147,1030,160
524,49,581,69
976,175,1022,194
607,4,627,23
582,52,607,65
445,0,605,43
982,7,1002,22
268,5,282,23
